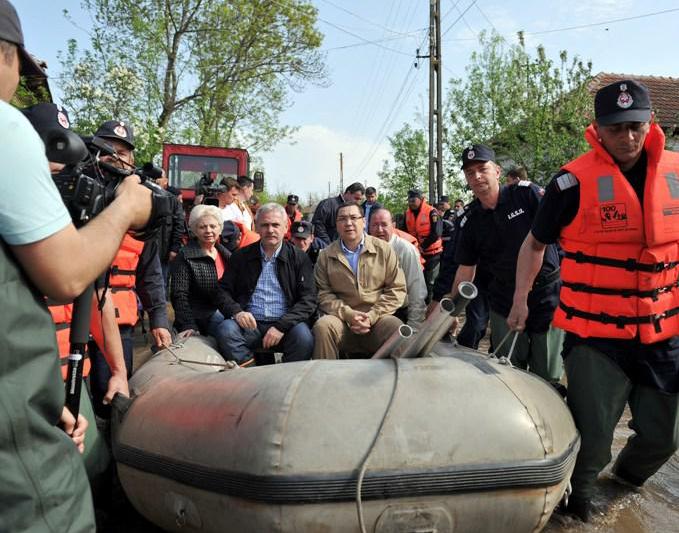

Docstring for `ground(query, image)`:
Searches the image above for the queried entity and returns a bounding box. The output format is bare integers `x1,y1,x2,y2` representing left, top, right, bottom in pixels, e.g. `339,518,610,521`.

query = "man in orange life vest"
88,120,172,415
284,194,303,240
404,189,443,302
508,80,679,522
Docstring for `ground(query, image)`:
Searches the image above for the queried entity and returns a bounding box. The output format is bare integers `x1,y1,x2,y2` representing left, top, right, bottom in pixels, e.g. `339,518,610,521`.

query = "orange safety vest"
405,200,443,256
46,301,92,380
234,220,261,248
394,228,425,269
554,123,679,343
109,235,145,326
284,209,303,240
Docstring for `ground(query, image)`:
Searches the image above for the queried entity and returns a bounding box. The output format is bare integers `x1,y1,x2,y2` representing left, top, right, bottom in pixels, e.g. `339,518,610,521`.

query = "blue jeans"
207,311,313,363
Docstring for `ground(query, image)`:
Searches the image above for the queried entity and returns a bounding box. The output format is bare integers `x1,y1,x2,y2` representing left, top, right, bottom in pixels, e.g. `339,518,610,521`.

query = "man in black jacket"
215,203,316,364
311,182,365,244
155,170,187,290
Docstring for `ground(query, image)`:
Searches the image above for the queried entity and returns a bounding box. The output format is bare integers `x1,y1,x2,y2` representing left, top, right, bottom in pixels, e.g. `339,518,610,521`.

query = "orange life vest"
284,209,303,240
405,200,443,256
234,220,261,248
554,123,679,343
109,235,144,326
46,301,92,380
394,228,425,269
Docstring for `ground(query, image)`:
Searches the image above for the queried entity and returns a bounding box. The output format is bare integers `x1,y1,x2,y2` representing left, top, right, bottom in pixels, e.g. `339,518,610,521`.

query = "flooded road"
544,408,679,533
107,328,678,532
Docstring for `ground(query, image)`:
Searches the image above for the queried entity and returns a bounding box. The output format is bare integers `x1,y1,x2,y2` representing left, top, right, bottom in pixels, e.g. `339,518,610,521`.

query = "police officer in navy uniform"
290,220,326,265
509,80,679,522
431,201,490,349
448,144,564,382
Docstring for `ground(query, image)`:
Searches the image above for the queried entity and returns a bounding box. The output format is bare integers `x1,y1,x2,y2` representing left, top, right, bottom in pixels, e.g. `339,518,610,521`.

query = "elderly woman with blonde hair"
171,205,232,341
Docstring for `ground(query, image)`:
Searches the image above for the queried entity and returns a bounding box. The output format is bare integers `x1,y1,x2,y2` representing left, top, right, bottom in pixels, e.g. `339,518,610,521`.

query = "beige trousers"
312,314,403,359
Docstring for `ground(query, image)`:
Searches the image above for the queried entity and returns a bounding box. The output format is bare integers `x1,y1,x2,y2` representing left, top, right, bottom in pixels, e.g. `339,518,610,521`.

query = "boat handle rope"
164,339,239,371
489,329,519,367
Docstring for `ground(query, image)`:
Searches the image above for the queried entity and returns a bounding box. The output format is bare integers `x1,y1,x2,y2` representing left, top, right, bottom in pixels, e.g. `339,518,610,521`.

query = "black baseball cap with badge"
287,194,299,205
594,80,652,126
94,120,135,150
21,102,70,137
407,189,423,199
461,144,496,169
291,220,313,239
0,0,45,78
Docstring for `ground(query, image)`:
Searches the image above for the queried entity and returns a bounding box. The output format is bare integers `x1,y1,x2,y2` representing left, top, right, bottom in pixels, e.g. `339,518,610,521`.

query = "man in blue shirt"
214,203,317,365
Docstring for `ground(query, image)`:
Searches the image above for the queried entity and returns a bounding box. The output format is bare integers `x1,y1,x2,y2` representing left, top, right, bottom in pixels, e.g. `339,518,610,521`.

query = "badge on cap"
617,84,633,109
467,149,475,159
297,226,305,233
114,122,127,137
57,110,69,129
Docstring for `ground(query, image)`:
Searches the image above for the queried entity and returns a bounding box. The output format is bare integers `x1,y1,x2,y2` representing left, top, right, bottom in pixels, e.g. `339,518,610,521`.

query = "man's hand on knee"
350,312,371,335
262,326,284,349
235,311,257,330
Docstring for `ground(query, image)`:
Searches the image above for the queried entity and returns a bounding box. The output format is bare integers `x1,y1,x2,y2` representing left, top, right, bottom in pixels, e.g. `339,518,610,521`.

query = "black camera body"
43,129,173,238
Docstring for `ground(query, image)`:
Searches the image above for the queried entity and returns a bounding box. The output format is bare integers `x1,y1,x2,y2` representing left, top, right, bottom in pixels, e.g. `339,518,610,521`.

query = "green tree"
377,123,428,214
59,0,325,163
443,31,593,186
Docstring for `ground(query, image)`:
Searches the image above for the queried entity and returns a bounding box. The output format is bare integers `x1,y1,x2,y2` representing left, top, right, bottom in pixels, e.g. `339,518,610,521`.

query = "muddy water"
120,326,678,533
543,407,679,533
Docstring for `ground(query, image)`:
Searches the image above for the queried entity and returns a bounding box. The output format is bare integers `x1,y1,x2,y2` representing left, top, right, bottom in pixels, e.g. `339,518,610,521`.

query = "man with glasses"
312,202,406,359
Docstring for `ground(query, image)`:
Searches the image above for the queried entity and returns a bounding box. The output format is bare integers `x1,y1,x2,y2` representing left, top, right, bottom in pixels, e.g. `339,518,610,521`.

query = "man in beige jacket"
313,202,406,358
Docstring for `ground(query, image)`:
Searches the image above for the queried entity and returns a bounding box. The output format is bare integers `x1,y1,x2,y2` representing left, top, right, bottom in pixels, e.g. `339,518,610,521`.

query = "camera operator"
0,1,152,530
22,102,128,483
88,119,172,415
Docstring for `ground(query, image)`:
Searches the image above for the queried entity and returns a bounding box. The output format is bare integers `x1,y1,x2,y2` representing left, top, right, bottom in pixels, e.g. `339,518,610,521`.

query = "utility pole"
339,152,344,194
427,0,443,204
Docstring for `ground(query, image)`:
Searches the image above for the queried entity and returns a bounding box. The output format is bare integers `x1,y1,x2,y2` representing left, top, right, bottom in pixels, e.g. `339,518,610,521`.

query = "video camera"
43,128,173,239
195,172,230,207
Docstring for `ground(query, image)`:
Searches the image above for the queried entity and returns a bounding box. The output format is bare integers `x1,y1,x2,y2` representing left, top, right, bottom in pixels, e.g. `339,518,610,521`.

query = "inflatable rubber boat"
113,297,579,533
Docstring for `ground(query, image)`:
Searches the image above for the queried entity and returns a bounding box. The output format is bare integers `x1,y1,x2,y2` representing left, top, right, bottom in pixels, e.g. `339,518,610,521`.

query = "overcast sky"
16,0,679,200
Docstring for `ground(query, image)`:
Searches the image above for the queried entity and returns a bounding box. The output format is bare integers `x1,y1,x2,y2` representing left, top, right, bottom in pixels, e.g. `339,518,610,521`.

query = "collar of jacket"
182,239,230,261
240,240,293,264
325,235,378,268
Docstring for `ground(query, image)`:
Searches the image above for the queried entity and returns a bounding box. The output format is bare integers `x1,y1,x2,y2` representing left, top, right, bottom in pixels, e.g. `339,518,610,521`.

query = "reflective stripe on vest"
554,123,679,343
405,201,443,256
109,235,144,326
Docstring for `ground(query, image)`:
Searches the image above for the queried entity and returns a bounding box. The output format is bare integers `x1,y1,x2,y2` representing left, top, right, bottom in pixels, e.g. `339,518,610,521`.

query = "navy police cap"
595,80,651,126
95,120,135,150
22,102,70,136
291,220,312,238
287,194,299,204
461,144,495,169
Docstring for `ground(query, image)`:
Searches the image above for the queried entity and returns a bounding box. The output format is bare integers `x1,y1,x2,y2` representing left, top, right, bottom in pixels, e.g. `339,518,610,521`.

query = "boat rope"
355,356,401,533
488,329,519,367
163,341,239,370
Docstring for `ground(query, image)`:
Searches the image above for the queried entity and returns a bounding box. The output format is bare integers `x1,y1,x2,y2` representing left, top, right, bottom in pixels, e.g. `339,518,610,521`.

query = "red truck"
162,143,262,205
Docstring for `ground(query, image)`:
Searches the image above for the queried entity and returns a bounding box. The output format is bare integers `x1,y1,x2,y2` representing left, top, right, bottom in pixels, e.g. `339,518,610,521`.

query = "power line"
525,7,679,36
441,0,478,38
318,0,419,37
323,29,426,52
318,17,414,56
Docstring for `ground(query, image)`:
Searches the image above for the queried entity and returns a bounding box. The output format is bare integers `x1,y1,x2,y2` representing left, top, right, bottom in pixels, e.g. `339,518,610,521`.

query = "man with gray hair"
369,207,427,327
214,203,317,365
